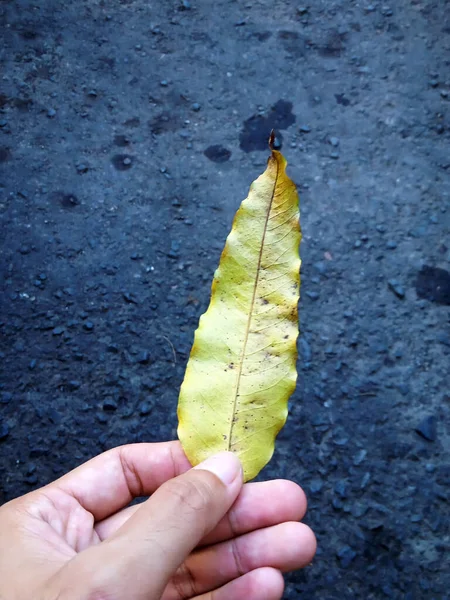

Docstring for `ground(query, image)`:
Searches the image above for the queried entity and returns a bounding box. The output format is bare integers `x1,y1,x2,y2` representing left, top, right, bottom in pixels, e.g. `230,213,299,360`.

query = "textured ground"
1,0,450,598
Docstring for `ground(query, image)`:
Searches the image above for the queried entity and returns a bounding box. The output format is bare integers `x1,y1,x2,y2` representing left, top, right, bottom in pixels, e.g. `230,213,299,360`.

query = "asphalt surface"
1,0,450,598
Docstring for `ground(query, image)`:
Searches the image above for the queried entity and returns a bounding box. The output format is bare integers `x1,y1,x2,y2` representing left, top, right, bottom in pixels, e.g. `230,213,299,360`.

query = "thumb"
64,452,243,600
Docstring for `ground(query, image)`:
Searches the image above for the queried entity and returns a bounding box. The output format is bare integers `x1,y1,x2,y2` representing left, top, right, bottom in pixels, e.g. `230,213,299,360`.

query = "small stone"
334,480,347,498
330,151,340,159
299,125,311,133
180,0,191,8
429,79,439,88
67,380,81,391
305,291,319,300
309,479,323,493
160,80,168,87
123,157,132,166
88,89,98,97
0,120,7,127
415,415,437,442
381,6,393,16
329,136,340,147
52,326,65,336
386,240,397,249
353,449,367,465
1,392,12,404
47,108,57,118
29,359,37,370
297,6,309,15
361,472,371,488
139,401,152,416
83,321,94,331
76,163,89,174
191,102,201,112
103,398,118,411
137,350,150,364
337,546,357,568
0,422,9,440
388,279,405,299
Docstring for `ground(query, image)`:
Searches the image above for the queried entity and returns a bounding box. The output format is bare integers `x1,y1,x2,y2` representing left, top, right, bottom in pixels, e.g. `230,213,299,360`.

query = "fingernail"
194,452,242,485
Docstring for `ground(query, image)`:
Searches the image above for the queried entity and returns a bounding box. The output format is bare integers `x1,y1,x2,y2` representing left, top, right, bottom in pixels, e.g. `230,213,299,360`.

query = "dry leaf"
177,133,301,481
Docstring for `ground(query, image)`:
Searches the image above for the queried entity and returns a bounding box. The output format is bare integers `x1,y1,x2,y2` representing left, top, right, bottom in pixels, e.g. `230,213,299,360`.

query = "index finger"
47,441,191,521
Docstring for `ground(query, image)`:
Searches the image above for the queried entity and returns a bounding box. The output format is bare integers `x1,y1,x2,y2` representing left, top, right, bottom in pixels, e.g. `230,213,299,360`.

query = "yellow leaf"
177,134,301,481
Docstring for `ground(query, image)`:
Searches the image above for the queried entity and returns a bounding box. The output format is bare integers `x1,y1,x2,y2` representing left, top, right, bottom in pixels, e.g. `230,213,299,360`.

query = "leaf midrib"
227,157,280,450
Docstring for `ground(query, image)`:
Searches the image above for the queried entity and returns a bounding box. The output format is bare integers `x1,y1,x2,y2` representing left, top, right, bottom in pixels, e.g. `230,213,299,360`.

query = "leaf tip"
268,129,275,150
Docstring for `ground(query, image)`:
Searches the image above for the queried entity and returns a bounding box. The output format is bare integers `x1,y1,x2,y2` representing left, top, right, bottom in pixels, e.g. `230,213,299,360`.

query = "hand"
0,442,316,600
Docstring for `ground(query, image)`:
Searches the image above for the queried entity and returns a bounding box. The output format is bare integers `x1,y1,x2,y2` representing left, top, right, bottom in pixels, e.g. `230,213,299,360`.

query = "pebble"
415,415,437,442
299,125,311,133
329,136,340,147
330,151,340,159
305,291,319,300
297,6,309,14
429,79,439,88
83,321,94,331
47,108,57,118
386,240,397,249
160,80,168,87
388,279,405,299
353,449,367,465
0,422,9,440
309,479,323,493
361,472,371,488
139,401,152,416
76,163,89,174
334,480,347,498
137,350,150,364
0,120,7,128
67,380,81,391
1,392,12,404
337,546,357,568
180,0,191,8
300,336,312,362
191,102,201,112
52,326,65,336
123,157,132,166
103,398,118,411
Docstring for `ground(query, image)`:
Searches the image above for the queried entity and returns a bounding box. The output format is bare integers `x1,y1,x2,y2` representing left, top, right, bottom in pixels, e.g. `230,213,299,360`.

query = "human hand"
0,441,316,600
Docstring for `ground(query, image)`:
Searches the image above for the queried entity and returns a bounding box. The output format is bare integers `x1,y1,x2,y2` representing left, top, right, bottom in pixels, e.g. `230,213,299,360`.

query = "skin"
0,441,316,600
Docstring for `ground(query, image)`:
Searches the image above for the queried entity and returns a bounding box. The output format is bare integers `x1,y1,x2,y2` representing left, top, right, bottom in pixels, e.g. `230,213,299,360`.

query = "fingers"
193,567,284,600
201,479,307,546
166,521,316,598
49,441,191,521
95,479,307,545
61,452,243,600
